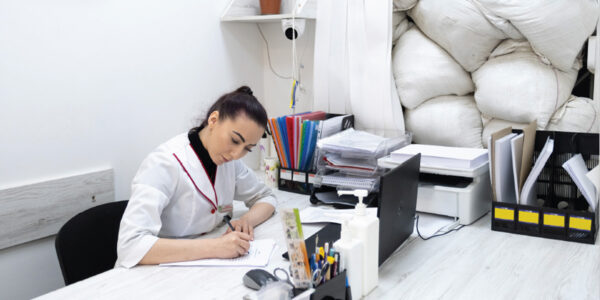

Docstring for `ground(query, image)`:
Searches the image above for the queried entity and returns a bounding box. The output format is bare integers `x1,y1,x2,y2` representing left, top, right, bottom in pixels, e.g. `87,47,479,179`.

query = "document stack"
490,127,599,245
313,129,411,196
379,143,491,225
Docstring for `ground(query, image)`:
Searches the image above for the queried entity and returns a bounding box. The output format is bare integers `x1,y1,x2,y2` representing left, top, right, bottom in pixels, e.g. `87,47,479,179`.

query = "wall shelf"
221,0,316,23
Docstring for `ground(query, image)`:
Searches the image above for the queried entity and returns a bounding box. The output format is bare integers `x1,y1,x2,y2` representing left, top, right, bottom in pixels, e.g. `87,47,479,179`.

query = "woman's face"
203,111,264,165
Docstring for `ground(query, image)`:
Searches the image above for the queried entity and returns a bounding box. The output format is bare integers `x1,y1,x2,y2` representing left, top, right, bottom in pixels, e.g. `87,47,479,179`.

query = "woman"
116,86,277,268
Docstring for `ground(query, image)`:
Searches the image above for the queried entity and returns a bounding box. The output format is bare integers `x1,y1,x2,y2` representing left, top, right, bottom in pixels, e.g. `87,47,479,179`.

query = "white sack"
473,40,578,129
476,0,599,72
408,0,505,72
547,96,599,133
394,0,418,11
392,27,474,109
392,11,412,46
405,95,483,148
481,118,528,148
470,0,522,40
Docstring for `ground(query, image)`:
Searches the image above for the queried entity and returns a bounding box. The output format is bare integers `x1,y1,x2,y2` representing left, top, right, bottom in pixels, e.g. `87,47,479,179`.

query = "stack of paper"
322,153,377,173
390,144,488,170
317,128,388,157
563,154,597,211
321,173,379,191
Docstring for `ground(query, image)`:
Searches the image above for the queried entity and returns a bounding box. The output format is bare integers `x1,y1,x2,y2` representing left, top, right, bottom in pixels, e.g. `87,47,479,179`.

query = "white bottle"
339,189,379,296
332,218,363,300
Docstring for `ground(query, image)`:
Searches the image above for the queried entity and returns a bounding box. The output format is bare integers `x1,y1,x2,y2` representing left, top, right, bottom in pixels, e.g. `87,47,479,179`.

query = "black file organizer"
491,131,599,244
310,270,348,300
277,114,354,195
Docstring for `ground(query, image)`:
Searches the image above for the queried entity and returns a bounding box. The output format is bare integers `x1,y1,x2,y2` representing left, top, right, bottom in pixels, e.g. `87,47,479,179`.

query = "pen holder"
311,270,348,300
491,130,599,244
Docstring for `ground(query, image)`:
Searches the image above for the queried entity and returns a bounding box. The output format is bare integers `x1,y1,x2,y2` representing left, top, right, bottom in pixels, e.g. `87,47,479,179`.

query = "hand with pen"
212,215,252,258
224,215,255,240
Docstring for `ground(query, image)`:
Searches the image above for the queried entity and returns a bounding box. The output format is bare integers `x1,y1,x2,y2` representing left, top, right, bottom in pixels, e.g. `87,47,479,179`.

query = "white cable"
257,24,292,80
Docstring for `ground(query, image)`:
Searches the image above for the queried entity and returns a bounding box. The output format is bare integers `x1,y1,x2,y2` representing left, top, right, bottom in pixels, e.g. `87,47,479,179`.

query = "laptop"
283,153,421,266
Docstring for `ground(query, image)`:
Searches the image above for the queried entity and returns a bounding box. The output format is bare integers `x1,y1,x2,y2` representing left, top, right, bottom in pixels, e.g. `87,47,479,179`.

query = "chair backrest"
55,200,128,285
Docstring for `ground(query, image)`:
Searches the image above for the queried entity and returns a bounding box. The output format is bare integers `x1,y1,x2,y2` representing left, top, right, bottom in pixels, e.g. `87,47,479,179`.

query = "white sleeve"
115,150,179,268
233,160,278,209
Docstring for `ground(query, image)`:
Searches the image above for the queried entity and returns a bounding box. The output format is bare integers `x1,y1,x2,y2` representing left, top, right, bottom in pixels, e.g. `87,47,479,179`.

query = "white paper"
587,165,600,195
510,134,524,202
563,154,597,212
495,133,517,203
392,144,488,169
159,239,276,267
299,206,378,224
520,138,554,206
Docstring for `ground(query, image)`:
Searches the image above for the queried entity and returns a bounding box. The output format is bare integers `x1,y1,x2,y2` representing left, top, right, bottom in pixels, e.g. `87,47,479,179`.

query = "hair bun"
236,86,253,96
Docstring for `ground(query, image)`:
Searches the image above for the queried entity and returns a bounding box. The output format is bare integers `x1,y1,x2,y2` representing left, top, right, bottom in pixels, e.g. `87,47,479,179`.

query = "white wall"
0,1,265,298
259,20,315,119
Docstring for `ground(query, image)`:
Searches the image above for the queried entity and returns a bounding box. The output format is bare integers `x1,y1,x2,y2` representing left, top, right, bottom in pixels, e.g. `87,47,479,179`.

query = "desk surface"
38,190,600,300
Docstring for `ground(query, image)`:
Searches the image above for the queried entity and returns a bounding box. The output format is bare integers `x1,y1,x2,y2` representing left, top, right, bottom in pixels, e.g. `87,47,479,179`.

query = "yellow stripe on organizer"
494,207,514,221
569,216,592,231
518,210,539,224
543,213,565,228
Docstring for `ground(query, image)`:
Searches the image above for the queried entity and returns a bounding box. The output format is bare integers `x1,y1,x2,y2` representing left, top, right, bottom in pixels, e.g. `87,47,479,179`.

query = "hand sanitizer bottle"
332,218,363,300
338,189,379,296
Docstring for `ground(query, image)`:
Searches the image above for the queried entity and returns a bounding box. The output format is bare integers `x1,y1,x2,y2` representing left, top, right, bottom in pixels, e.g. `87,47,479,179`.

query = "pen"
223,215,235,231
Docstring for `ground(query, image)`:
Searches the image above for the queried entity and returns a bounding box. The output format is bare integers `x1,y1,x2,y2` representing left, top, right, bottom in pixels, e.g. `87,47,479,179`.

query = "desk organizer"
278,168,317,195
491,131,599,244
310,270,348,300
277,114,354,195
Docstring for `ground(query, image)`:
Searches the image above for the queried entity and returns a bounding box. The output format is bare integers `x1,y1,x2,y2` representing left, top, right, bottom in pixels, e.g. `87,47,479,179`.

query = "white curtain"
313,0,404,137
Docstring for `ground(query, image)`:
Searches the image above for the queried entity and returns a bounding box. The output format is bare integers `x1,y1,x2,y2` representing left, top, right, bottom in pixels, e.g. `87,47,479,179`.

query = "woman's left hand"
226,218,254,240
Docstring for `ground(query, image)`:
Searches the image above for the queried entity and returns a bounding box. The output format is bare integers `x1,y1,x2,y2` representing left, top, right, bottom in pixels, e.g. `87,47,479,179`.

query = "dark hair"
200,86,268,129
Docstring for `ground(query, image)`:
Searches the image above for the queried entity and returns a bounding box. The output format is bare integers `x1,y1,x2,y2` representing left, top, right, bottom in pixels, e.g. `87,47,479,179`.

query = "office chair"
55,200,128,285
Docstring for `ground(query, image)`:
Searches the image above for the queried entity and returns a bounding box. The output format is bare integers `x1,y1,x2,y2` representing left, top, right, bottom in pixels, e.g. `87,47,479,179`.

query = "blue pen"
309,254,316,272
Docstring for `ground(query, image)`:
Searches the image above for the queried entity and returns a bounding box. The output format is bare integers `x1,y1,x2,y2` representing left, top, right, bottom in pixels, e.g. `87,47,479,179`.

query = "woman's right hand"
215,231,252,258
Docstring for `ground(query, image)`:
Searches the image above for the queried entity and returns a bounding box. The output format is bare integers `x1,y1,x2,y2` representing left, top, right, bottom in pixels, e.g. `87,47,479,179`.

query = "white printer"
379,151,492,225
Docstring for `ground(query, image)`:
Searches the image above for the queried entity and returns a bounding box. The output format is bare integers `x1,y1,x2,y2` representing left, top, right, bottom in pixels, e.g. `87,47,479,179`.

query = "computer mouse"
243,269,278,290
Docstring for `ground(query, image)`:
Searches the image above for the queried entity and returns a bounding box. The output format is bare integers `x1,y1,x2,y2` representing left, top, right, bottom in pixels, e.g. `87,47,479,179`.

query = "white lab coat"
116,133,277,268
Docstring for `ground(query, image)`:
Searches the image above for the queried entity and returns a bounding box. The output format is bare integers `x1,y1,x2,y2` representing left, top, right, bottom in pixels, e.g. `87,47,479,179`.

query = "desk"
38,190,600,299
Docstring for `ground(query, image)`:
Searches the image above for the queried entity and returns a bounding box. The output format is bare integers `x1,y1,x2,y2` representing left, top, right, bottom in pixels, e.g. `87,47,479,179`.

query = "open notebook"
159,239,276,267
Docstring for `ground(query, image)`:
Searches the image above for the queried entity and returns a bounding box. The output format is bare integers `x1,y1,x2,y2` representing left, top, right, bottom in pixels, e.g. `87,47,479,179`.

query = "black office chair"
55,200,128,285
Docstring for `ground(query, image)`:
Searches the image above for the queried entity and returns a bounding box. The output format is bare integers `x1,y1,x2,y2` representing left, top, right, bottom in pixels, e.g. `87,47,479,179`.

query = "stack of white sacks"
392,0,600,148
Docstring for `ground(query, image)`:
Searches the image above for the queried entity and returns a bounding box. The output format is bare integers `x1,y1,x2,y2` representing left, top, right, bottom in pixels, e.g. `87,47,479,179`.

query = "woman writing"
116,86,276,268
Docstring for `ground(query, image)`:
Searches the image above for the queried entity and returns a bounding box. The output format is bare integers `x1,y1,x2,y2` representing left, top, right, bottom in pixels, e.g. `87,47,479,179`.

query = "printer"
379,156,492,225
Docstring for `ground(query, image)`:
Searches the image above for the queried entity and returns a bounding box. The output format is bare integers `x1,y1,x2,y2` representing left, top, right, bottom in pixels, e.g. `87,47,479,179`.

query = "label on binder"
494,207,514,221
292,171,305,183
307,173,317,184
280,169,292,180
543,213,565,228
518,210,539,224
569,216,592,231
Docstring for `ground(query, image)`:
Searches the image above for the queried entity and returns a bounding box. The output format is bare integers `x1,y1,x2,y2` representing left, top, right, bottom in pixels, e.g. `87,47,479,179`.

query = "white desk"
38,190,600,299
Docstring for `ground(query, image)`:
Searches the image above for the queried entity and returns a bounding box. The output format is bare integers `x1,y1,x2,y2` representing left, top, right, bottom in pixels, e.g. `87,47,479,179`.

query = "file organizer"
309,270,348,300
491,131,599,244
277,114,354,195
